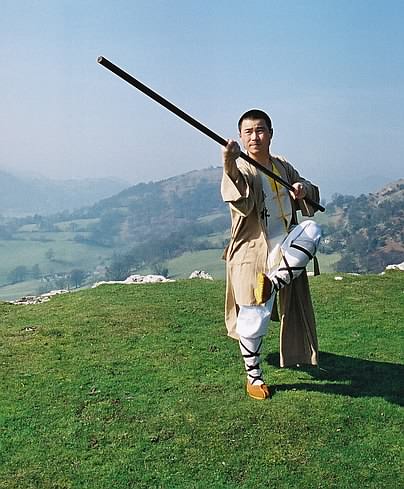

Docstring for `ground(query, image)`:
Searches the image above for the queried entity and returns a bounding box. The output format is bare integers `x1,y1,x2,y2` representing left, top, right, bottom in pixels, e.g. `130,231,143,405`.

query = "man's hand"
290,182,307,200
222,139,241,180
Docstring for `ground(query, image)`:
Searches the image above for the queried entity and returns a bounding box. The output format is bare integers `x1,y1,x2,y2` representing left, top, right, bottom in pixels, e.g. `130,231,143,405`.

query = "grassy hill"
0,272,402,488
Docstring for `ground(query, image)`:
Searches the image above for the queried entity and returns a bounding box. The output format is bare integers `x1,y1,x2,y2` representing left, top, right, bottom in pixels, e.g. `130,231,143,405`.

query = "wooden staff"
97,56,325,212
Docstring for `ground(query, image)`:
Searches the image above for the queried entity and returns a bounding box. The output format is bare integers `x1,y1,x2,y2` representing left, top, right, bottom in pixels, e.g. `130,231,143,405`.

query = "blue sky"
1,0,403,197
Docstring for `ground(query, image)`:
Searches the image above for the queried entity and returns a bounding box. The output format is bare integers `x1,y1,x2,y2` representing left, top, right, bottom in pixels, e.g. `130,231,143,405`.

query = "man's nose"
251,131,258,140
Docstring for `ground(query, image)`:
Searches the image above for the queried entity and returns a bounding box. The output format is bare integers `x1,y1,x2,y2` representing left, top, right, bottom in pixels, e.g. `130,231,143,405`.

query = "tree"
69,269,87,288
334,254,359,273
105,253,132,281
8,265,29,284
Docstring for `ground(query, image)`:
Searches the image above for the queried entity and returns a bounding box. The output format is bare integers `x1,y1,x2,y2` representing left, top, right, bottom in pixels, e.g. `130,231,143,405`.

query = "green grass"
17,219,100,233
0,210,339,300
0,215,105,289
0,245,339,302
0,279,43,301
162,250,339,280
314,251,341,273
165,249,226,279
0,238,110,287
0,272,403,488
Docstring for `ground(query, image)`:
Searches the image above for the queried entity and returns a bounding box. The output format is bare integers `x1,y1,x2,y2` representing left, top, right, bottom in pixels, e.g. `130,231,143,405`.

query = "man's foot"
246,382,271,400
254,272,273,304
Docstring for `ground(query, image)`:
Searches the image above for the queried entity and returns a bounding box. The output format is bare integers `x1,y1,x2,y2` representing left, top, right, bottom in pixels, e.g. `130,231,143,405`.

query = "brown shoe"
254,272,273,304
246,382,271,400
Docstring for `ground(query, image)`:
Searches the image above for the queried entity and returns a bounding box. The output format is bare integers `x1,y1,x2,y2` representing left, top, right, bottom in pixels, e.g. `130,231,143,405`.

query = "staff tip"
97,56,104,64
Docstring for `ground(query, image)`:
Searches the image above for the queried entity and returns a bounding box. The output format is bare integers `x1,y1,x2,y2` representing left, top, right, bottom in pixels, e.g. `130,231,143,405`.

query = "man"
221,109,322,400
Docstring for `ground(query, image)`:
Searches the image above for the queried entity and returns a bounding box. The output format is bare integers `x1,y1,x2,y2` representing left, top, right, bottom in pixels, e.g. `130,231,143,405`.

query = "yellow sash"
267,163,289,233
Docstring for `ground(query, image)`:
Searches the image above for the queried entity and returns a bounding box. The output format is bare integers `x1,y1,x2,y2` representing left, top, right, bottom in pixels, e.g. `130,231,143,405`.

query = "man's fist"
290,182,307,200
222,139,241,162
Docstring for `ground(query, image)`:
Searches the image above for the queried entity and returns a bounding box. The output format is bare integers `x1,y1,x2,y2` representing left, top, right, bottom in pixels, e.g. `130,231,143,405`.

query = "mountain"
1,167,403,300
69,166,227,247
0,167,229,296
372,179,404,203
322,179,404,272
0,170,129,216
73,169,403,275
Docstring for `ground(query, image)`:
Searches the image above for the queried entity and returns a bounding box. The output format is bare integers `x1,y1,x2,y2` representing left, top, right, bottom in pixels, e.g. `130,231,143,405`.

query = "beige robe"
221,155,321,367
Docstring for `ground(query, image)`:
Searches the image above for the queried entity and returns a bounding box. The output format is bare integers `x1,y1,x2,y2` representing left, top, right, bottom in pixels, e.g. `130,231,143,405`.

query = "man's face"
239,118,273,156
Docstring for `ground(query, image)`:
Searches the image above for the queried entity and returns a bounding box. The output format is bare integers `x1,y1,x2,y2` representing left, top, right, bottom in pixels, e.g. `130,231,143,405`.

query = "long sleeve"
221,161,256,217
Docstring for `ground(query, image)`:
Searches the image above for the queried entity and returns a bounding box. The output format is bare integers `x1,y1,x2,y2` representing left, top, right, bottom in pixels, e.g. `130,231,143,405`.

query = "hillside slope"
1,168,402,299
323,179,404,272
73,166,226,246
0,273,402,488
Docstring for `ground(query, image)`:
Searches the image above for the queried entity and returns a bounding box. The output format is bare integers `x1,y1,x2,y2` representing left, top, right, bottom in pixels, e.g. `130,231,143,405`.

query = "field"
0,238,108,278
0,218,111,300
0,220,341,301
161,250,340,280
0,237,111,300
0,272,402,488
157,249,226,279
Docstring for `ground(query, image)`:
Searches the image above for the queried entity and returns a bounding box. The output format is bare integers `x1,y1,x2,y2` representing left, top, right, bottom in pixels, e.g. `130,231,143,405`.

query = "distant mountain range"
2,165,401,218
0,170,129,216
0,167,402,300
63,167,403,273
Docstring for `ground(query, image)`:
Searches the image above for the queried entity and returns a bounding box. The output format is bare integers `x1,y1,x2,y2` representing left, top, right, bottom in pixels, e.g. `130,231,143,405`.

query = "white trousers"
236,219,321,339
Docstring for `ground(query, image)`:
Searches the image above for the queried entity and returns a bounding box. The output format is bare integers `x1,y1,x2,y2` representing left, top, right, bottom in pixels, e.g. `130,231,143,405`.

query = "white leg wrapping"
239,335,264,385
236,294,275,338
268,220,321,291
236,296,275,386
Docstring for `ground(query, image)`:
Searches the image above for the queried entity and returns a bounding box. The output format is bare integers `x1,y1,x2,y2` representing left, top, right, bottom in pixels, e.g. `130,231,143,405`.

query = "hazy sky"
1,0,403,196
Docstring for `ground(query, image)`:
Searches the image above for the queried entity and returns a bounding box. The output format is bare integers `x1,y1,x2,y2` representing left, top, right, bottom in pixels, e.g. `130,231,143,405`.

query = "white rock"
189,270,213,280
40,289,69,297
385,261,404,271
92,274,175,288
334,276,343,281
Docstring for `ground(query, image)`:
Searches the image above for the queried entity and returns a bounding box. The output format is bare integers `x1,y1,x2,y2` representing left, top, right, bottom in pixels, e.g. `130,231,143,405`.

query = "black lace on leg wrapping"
272,251,306,291
290,242,314,260
239,338,264,384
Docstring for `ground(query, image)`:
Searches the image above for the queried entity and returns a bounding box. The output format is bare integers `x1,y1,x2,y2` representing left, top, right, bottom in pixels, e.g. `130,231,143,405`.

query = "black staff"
97,56,325,212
